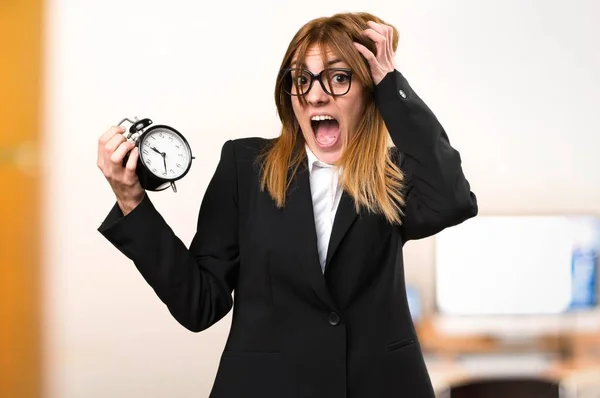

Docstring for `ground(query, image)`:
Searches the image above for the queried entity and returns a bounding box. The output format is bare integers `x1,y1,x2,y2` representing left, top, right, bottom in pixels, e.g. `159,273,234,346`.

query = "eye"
332,73,350,84
296,75,309,85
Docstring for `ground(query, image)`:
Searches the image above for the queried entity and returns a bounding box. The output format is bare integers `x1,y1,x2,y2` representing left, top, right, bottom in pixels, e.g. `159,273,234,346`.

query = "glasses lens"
283,69,312,96
324,69,352,96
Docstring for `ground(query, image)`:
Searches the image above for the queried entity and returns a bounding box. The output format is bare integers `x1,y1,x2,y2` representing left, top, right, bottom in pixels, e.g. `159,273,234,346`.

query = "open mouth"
310,115,340,148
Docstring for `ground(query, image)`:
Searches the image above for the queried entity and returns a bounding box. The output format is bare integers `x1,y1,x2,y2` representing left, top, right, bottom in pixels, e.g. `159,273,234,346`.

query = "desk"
428,362,600,398
416,318,600,397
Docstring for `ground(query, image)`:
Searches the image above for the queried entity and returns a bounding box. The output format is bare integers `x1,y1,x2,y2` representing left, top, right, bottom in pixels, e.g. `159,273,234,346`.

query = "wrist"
374,69,395,86
117,193,144,216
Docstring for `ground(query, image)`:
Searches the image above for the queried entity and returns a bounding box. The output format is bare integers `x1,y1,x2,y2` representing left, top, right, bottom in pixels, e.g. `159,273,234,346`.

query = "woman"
97,11,477,398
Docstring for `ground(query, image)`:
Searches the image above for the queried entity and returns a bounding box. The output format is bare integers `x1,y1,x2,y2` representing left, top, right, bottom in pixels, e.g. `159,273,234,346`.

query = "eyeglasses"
280,67,353,97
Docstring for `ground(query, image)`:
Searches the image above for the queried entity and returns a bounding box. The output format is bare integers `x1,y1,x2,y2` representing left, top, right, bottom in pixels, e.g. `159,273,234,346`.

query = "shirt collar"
305,144,335,173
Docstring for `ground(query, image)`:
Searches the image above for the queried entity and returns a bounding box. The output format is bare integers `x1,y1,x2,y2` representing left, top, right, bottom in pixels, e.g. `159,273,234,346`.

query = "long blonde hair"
260,12,406,225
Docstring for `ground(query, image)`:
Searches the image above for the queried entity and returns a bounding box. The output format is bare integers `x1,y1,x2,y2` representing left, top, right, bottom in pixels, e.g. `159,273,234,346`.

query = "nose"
305,79,329,106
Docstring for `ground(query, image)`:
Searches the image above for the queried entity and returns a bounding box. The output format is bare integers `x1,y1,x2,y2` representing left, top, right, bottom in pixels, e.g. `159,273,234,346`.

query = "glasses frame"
280,67,354,97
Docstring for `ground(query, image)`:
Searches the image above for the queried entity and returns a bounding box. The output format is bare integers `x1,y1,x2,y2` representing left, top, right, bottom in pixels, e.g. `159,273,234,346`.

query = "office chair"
449,377,561,398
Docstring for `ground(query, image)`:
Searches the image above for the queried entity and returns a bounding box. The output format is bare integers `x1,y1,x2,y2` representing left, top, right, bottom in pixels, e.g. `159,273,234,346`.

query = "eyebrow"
290,58,345,67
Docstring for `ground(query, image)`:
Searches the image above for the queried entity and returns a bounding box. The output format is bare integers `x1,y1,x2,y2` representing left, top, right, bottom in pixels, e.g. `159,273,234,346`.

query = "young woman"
97,11,477,398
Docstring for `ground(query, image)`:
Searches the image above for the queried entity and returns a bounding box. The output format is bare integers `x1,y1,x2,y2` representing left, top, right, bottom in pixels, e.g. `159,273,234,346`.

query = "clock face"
138,127,192,180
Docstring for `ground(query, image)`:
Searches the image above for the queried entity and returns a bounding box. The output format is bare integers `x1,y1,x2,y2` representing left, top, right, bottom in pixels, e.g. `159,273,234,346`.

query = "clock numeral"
170,169,175,174
168,136,174,141
178,153,183,158
175,144,180,149
159,133,164,138
146,159,152,165
152,168,157,173
150,136,156,140
142,149,149,155
176,163,182,168
162,172,167,176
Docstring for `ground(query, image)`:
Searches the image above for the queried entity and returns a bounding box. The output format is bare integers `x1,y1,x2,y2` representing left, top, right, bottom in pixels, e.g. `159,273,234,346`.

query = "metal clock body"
119,117,194,192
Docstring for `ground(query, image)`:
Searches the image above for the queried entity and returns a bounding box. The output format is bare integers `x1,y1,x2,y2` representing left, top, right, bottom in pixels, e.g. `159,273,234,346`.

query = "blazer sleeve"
374,70,478,241
97,139,240,332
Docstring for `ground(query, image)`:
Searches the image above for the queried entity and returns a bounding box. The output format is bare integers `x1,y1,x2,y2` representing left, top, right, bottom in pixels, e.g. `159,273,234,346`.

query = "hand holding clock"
97,125,145,216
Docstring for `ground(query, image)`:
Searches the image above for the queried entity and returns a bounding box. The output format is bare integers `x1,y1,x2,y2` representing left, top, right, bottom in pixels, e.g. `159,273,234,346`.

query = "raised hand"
353,20,398,85
97,126,145,215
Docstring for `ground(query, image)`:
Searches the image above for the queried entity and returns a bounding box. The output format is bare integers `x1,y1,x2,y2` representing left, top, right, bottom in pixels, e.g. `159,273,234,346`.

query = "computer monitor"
433,215,600,336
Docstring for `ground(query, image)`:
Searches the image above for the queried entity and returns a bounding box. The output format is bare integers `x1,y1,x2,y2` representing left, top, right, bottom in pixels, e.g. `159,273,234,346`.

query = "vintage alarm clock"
118,116,195,192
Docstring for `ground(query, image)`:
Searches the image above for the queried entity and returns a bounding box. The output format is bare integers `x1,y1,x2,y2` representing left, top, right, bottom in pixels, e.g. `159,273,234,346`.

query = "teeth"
311,115,335,121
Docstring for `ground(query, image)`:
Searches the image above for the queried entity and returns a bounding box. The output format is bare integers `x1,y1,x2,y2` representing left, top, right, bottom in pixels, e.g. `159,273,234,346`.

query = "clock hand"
162,152,167,174
149,146,163,155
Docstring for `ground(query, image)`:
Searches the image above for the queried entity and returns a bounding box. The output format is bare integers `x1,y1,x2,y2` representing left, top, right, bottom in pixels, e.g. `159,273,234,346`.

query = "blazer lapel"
325,190,358,269
285,158,338,311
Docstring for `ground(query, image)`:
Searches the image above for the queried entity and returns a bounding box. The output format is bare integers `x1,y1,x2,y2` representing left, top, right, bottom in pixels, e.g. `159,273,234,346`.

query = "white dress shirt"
305,145,343,273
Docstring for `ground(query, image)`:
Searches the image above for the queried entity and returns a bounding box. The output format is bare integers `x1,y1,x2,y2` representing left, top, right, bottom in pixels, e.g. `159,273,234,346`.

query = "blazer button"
398,89,407,99
328,312,341,326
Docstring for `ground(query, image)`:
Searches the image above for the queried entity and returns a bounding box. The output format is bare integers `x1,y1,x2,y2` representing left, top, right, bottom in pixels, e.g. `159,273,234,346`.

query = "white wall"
42,0,600,397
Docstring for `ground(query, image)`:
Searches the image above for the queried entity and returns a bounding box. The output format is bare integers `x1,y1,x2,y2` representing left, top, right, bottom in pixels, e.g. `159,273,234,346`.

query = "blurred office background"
1,0,599,397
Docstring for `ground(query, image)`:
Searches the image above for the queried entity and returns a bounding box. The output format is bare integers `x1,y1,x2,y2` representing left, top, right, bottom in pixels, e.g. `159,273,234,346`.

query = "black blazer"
99,70,478,398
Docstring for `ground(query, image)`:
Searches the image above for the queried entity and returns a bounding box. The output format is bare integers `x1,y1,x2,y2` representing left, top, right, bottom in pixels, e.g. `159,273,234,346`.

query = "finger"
110,140,135,165
124,146,139,176
122,147,140,188
353,42,377,65
366,21,395,59
362,28,387,57
104,133,127,157
98,126,126,151
385,26,395,60
362,28,386,46
366,21,388,37
102,134,128,174
97,126,125,169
